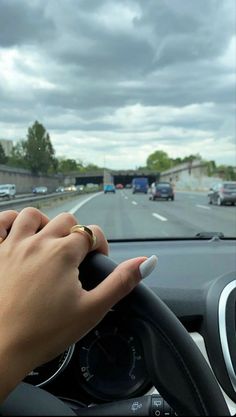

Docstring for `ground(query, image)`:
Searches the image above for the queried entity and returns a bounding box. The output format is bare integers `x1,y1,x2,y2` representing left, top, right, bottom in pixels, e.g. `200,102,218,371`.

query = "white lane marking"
196,204,211,210
132,201,138,205
69,192,102,214
152,212,168,222
124,196,128,200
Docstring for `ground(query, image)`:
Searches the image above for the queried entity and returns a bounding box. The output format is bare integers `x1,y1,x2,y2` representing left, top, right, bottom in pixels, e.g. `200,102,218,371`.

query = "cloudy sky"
0,0,235,169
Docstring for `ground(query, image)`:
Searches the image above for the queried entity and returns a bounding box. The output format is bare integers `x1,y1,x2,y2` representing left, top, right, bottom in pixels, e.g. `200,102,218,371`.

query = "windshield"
224,183,236,190
0,0,235,239
156,184,172,189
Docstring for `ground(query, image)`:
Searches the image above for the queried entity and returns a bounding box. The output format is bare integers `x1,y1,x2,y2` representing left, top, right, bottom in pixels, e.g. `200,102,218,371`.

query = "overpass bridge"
66,170,160,187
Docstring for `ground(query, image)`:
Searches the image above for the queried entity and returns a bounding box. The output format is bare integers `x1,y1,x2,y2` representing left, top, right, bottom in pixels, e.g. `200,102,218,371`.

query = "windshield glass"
0,0,235,239
156,184,171,189
224,183,236,190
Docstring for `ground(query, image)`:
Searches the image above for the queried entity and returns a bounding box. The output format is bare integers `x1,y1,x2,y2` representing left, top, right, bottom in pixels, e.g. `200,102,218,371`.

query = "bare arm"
0,207,149,402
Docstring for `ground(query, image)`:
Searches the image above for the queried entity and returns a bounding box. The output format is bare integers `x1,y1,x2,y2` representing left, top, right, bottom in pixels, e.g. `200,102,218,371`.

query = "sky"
0,0,235,169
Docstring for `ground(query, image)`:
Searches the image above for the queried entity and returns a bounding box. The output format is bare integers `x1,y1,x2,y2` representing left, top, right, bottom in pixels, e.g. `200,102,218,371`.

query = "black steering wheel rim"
79,252,229,416
0,252,230,416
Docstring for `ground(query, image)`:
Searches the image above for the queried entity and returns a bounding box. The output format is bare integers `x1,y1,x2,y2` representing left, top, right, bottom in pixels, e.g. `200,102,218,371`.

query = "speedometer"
24,345,75,387
76,313,151,401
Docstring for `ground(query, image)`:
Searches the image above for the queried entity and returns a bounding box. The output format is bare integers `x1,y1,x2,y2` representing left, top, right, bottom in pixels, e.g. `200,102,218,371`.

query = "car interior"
1,236,235,416
0,0,235,415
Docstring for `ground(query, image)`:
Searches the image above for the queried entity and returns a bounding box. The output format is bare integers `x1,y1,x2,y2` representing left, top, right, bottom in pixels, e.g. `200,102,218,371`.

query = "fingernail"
139,255,158,279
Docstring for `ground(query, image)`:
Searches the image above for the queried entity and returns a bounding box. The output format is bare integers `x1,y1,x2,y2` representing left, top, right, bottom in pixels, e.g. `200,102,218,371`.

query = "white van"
0,184,16,199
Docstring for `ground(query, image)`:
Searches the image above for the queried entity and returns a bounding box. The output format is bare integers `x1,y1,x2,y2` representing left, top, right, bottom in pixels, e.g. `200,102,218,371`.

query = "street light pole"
103,155,106,181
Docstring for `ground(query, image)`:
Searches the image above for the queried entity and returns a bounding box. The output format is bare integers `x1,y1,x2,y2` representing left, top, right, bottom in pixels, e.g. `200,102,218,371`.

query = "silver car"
33,186,48,195
208,181,236,205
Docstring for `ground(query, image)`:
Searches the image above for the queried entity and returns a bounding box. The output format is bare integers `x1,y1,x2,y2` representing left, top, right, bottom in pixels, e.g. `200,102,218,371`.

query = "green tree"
226,166,236,181
170,157,182,166
182,153,202,163
205,160,216,176
216,165,236,181
146,150,172,171
58,158,79,174
24,121,57,174
7,141,27,168
0,144,8,164
83,163,104,172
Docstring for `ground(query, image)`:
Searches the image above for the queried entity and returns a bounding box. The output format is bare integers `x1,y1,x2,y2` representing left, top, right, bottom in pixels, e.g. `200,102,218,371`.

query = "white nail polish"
139,255,158,279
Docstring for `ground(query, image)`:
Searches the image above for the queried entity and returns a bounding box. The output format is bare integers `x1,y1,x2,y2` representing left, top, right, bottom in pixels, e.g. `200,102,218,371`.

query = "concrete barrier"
0,164,61,193
160,161,222,192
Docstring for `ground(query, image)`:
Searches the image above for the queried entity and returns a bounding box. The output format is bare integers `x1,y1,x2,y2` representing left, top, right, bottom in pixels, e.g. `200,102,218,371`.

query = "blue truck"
132,177,149,194
103,171,116,193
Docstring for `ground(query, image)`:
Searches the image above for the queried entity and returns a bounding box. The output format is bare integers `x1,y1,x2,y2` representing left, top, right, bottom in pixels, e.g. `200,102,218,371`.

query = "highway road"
39,189,236,239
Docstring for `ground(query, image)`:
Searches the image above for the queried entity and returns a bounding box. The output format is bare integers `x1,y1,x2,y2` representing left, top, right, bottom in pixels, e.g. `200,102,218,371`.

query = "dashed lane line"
132,201,138,205
196,204,211,210
152,212,168,222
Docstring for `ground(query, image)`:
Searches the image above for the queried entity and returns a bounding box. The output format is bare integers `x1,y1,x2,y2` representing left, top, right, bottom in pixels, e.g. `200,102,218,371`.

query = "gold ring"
70,225,97,250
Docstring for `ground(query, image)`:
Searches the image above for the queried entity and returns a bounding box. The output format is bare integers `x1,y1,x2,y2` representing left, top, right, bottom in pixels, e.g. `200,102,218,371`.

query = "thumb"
87,255,158,317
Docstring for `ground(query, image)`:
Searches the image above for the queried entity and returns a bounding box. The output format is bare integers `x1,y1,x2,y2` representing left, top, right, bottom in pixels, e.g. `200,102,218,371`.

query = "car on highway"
76,184,84,191
149,182,174,201
56,186,65,193
86,183,99,190
208,181,236,206
132,177,149,194
0,184,16,199
65,185,77,191
104,184,116,193
115,183,124,189
0,1,235,416
32,186,48,195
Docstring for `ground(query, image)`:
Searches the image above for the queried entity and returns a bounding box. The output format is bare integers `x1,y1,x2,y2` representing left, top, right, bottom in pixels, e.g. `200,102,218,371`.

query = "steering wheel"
0,252,230,416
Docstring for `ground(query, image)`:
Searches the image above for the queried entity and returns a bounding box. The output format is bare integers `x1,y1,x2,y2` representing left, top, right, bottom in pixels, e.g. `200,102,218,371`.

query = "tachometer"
24,345,75,387
76,313,150,400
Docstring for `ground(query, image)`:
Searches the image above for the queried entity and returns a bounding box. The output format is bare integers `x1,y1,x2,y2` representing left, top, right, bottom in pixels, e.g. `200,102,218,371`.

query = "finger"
0,210,18,241
63,224,109,264
84,257,147,318
37,212,78,238
7,207,49,241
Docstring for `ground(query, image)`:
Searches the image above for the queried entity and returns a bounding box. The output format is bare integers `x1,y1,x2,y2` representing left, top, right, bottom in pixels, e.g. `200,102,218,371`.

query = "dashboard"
24,311,152,404
22,237,236,415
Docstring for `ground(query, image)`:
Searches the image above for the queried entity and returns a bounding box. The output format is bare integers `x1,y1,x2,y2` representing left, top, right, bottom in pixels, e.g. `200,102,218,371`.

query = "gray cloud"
0,0,55,47
0,0,235,168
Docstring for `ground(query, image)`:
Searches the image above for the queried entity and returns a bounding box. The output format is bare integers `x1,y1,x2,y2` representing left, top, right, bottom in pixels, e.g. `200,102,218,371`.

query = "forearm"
0,341,30,403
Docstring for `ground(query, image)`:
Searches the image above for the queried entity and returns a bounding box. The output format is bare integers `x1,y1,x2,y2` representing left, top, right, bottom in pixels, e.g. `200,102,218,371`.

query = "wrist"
0,336,31,403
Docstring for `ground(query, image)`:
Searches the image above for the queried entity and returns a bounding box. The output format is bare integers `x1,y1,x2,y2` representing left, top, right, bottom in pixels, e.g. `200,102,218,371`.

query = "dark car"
149,182,174,201
208,181,236,206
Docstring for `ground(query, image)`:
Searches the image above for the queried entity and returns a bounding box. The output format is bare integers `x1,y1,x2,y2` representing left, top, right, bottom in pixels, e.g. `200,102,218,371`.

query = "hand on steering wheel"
0,207,154,402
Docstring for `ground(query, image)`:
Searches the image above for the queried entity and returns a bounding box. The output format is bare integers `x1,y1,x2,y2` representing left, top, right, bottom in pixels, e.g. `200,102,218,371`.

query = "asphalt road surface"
40,190,236,239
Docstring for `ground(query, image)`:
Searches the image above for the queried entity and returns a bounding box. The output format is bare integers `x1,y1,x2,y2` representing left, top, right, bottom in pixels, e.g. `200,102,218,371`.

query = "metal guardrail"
0,191,78,210
0,187,102,210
